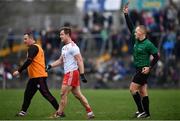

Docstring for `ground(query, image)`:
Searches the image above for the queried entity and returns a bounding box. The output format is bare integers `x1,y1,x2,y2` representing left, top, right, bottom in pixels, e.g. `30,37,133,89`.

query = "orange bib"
27,44,47,78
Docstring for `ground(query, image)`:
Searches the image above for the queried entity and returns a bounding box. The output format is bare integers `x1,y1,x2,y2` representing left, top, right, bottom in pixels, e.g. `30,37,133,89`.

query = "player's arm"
74,54,87,83
51,55,63,67
13,45,38,77
123,2,134,33
46,55,63,71
74,54,84,74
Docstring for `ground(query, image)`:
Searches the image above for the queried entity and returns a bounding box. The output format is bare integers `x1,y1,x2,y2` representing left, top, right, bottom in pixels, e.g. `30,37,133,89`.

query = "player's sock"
142,96,150,115
132,92,144,113
86,107,92,113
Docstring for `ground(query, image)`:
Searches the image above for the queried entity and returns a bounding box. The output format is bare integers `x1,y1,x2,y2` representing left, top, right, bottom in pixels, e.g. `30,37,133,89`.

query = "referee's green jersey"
132,30,158,68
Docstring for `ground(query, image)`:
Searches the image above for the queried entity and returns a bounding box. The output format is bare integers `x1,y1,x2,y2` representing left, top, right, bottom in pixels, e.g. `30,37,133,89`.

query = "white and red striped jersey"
61,42,80,73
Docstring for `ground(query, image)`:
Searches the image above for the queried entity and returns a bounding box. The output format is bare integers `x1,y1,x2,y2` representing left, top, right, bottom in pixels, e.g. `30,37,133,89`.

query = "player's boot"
54,111,66,118
15,111,27,117
87,111,95,119
49,111,65,119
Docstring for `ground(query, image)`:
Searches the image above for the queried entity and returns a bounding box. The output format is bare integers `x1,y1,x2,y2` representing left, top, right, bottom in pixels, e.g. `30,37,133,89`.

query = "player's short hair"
137,25,147,35
24,32,34,39
60,27,71,36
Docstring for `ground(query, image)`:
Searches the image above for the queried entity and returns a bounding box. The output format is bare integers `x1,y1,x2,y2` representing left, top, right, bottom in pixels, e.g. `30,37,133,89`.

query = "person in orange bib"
13,32,59,117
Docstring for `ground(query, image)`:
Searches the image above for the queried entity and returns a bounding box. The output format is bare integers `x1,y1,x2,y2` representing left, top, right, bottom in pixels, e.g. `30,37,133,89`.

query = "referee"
123,3,159,118
13,32,59,116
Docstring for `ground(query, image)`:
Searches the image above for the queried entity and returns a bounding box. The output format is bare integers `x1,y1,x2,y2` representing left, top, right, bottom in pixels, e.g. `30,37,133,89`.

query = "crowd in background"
1,2,180,89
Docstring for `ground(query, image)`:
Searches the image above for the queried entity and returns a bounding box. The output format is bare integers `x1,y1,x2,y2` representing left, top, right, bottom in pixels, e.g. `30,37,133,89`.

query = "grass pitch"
0,89,180,120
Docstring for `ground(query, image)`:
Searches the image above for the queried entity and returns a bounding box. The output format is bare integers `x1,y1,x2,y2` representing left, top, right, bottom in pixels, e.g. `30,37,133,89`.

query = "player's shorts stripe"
67,71,73,85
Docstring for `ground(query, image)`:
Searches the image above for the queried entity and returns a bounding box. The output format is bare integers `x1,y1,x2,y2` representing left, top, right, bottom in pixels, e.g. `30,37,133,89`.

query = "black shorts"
132,68,150,85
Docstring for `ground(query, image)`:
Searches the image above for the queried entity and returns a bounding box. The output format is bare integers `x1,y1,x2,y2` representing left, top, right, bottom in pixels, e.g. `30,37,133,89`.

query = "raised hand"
123,1,129,14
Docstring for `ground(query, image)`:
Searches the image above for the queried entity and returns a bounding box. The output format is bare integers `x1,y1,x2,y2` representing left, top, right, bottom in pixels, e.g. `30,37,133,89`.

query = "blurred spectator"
110,28,119,56
44,43,53,64
178,8,180,25
83,13,90,28
163,5,177,31
32,29,40,41
46,28,60,49
91,24,102,53
92,11,105,27
130,9,141,25
174,29,180,61
99,27,109,55
0,60,13,81
7,28,15,52
0,62,5,81
40,30,47,50
162,28,176,60
107,13,113,29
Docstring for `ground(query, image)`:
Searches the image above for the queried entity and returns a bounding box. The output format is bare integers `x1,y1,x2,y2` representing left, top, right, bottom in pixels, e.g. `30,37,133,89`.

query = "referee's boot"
15,111,27,117
137,112,150,119
132,111,140,117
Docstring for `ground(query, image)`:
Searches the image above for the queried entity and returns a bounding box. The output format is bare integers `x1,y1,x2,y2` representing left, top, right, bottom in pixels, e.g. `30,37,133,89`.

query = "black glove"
46,65,52,72
80,74,87,83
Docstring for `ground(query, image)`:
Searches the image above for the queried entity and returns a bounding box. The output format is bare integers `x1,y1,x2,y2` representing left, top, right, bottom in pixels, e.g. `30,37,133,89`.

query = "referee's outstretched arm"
123,3,134,33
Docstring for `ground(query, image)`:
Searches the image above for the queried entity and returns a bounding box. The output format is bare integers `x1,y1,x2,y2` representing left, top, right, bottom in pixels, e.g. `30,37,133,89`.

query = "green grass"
0,89,180,120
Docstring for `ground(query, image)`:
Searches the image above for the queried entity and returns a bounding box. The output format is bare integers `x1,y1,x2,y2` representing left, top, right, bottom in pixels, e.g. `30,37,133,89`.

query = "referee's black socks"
142,96,150,115
132,92,144,113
